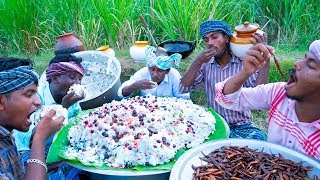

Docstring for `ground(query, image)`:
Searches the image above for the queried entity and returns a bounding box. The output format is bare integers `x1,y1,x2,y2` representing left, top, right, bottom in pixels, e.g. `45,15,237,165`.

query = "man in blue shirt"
0,57,64,179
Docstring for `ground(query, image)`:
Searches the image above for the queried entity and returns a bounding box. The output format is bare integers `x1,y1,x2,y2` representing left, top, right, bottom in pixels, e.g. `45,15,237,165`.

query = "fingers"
252,31,267,45
205,47,218,56
53,116,65,130
136,80,155,90
244,44,274,67
35,110,65,140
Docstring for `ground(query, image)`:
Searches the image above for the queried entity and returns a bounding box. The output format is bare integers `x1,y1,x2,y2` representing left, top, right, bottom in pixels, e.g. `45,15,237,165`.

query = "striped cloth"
46,61,84,81
180,55,258,125
0,125,25,180
145,46,182,70
0,66,39,94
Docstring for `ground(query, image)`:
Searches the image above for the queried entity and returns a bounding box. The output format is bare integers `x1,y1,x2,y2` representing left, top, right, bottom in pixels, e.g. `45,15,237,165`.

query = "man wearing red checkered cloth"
215,40,320,160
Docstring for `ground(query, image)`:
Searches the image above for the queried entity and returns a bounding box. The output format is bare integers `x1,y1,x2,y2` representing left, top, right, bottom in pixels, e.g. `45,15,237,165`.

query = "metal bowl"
39,51,122,110
158,40,196,59
170,139,320,180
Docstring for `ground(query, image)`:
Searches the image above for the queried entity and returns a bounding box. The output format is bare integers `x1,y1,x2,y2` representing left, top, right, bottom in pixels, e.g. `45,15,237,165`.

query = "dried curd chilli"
192,146,318,180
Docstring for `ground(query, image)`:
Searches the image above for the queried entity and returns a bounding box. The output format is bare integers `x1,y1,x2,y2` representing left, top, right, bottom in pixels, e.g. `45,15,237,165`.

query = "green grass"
0,0,319,55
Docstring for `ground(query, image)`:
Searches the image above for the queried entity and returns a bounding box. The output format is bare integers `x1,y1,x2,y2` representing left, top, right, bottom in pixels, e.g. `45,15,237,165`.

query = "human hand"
242,44,274,75
133,79,157,90
61,91,84,109
33,110,64,142
250,30,268,45
195,47,218,64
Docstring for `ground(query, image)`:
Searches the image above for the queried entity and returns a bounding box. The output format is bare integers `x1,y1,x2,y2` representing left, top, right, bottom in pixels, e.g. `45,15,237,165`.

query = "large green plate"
47,108,228,171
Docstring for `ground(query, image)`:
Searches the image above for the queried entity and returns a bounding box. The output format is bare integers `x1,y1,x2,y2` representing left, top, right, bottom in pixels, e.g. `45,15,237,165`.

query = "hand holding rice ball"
67,84,86,97
34,105,68,125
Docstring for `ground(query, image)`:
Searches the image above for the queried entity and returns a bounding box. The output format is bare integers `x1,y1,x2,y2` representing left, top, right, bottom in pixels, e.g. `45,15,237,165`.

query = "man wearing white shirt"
118,46,189,99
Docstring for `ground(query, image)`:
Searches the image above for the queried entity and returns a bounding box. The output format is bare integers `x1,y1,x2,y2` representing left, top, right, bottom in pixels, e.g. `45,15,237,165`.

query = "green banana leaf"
47,108,228,171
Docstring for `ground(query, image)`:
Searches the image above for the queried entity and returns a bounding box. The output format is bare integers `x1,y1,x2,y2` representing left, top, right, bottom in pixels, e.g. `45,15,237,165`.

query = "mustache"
289,68,296,75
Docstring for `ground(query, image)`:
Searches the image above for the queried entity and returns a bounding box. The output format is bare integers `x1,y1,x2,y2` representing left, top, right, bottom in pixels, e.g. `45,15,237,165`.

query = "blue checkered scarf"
145,46,182,70
0,66,39,94
200,20,232,39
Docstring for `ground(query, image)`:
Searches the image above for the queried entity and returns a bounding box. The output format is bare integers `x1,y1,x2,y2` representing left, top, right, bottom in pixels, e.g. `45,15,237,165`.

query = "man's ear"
0,94,6,110
224,35,230,44
51,75,59,84
166,69,170,74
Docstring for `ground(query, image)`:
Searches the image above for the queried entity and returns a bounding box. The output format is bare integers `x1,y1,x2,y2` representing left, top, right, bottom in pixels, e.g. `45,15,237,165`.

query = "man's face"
52,71,83,96
285,52,320,102
148,66,169,84
0,83,41,132
203,31,230,59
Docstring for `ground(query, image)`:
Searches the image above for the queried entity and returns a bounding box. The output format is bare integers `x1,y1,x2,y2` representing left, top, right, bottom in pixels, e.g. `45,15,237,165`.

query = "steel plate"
170,138,320,180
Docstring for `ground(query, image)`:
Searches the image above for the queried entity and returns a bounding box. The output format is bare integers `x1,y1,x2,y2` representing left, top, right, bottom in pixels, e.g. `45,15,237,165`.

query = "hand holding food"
68,84,86,97
196,47,218,64
34,105,68,125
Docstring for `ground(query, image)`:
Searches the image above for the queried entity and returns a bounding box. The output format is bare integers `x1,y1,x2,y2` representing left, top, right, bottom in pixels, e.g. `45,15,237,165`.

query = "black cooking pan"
158,40,196,59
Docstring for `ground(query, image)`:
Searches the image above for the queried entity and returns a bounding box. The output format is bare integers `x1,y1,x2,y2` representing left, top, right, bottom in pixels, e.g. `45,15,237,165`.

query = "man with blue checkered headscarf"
0,57,65,180
118,46,189,99
180,19,270,140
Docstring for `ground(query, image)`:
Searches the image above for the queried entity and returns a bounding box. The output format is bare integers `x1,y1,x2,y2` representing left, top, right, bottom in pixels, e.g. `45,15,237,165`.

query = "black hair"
49,53,82,65
0,57,34,71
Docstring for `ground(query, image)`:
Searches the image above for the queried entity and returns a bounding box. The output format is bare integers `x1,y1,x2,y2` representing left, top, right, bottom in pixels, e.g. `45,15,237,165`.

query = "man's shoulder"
134,67,149,75
169,68,180,73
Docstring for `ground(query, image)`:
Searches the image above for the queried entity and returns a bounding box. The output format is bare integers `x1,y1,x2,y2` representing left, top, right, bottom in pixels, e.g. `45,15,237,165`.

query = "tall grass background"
0,0,319,55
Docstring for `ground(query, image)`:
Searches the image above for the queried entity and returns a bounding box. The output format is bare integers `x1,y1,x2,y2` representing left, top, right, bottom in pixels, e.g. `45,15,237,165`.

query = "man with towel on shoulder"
180,19,270,140
118,46,190,99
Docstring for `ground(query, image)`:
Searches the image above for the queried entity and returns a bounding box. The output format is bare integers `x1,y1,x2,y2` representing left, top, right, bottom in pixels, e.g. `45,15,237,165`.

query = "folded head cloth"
0,66,39,94
145,46,182,70
309,40,320,61
46,61,85,81
200,20,232,39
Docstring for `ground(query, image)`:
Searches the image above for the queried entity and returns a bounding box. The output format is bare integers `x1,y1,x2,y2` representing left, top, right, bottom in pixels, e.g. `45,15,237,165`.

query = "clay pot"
129,41,149,62
230,21,264,58
96,45,116,57
54,32,85,55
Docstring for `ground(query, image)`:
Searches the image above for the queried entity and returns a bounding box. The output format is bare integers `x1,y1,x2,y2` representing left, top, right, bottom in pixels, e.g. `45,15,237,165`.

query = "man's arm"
24,110,64,180
180,47,217,87
223,44,274,95
121,80,155,97
180,59,204,87
254,59,270,85
251,32,270,85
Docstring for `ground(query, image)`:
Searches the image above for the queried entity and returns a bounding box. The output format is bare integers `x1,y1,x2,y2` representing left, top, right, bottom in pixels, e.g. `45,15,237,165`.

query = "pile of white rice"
63,95,215,168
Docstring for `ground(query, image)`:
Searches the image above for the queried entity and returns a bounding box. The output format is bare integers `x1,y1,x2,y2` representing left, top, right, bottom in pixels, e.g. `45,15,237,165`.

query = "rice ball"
68,84,86,97
36,105,68,125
